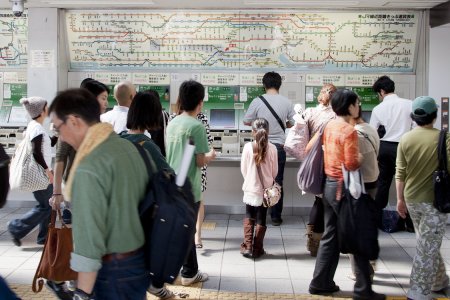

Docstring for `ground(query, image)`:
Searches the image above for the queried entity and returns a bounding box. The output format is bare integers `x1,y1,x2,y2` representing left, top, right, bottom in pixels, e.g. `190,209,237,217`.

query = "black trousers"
308,196,325,233
310,178,373,297
270,143,286,221
375,141,414,230
181,202,201,278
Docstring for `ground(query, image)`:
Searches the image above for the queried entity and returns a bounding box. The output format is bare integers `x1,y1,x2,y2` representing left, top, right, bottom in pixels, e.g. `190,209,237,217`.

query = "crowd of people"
0,73,449,300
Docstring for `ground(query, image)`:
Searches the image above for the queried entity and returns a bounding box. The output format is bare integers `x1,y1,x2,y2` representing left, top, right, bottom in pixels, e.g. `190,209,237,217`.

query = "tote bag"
32,211,77,292
284,120,309,160
338,168,379,260
297,126,326,195
9,131,49,192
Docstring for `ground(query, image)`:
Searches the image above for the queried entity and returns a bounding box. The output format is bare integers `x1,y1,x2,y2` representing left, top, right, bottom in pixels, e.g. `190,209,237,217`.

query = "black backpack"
133,143,196,284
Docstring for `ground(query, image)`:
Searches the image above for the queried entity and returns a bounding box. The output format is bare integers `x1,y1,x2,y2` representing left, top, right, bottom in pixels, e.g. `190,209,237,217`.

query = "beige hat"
20,97,47,119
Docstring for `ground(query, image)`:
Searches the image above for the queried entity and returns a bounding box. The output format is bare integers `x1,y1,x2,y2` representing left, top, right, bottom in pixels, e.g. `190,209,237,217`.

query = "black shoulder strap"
438,130,448,171
259,96,285,132
132,142,156,175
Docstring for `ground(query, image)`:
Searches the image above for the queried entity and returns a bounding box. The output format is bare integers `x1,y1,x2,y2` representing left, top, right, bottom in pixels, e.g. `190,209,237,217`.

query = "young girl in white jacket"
240,118,278,258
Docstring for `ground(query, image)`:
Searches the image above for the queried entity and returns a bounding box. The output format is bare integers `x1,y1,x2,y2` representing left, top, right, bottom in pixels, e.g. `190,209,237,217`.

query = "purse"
433,129,450,213
253,143,281,208
9,131,49,192
338,168,379,260
32,210,77,293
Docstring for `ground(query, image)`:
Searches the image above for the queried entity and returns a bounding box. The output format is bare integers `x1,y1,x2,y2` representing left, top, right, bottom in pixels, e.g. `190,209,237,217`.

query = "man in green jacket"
49,88,151,300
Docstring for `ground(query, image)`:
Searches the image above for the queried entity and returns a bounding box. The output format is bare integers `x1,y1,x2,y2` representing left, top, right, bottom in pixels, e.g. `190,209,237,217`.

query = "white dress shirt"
369,94,413,142
100,105,129,134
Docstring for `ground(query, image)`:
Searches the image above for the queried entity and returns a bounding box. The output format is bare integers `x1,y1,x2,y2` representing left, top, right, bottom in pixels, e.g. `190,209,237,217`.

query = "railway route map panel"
0,11,27,68
66,10,419,72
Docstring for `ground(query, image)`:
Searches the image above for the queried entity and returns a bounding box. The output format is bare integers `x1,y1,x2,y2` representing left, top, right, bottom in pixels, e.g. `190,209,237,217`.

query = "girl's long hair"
252,118,269,166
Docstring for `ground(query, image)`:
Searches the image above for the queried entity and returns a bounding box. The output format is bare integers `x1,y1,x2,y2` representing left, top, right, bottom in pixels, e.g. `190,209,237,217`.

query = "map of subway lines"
66,11,419,72
0,11,27,68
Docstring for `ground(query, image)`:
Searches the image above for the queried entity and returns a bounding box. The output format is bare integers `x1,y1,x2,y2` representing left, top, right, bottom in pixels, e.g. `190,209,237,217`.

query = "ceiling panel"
0,0,447,9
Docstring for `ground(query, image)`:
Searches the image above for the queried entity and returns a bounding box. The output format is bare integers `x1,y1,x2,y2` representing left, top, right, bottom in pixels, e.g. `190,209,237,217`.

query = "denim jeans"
0,276,20,300
94,249,150,300
270,143,286,221
8,184,53,244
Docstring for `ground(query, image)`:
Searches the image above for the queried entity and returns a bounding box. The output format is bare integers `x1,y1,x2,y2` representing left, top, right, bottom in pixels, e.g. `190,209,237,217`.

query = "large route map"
66,10,419,72
0,11,27,68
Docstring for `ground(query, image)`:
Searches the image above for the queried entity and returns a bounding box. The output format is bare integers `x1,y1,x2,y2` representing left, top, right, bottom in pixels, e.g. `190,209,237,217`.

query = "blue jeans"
270,143,286,220
94,249,150,300
8,184,53,244
0,276,20,300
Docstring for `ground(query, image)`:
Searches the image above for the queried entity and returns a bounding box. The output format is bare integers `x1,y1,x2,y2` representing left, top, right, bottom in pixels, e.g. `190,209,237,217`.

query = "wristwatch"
73,288,94,300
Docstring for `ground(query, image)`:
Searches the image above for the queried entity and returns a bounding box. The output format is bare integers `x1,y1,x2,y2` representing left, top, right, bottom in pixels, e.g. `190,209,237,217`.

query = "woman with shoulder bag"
8,97,54,247
396,96,450,300
301,84,337,257
309,89,385,300
240,118,278,259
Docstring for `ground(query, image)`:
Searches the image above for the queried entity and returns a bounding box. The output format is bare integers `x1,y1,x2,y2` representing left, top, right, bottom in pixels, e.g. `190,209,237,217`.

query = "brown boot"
240,218,254,258
306,224,322,257
252,224,267,258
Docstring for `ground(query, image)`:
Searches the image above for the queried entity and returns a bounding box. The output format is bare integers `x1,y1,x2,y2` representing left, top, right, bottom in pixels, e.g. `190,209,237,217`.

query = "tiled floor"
1,207,450,299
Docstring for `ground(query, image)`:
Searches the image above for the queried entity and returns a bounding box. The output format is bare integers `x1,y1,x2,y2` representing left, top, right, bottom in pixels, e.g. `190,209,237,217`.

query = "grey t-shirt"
243,93,295,144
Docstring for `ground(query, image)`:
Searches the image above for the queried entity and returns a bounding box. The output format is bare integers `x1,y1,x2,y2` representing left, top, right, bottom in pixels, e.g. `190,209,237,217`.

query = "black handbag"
433,130,450,213
338,170,379,260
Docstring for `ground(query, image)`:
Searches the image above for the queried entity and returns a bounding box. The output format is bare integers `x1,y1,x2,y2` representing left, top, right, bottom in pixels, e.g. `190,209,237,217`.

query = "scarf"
63,123,113,201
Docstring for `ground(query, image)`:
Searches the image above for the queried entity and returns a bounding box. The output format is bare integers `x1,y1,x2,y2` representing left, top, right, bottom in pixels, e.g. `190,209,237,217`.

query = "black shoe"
406,226,415,233
46,281,74,300
353,292,386,300
309,284,340,295
271,218,283,226
12,237,21,247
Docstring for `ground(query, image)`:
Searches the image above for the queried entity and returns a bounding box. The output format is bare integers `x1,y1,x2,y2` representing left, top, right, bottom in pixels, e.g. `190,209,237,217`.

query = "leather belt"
102,247,142,262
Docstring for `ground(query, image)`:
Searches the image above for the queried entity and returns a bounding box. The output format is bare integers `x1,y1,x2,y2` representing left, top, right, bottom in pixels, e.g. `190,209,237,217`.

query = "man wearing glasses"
49,88,152,300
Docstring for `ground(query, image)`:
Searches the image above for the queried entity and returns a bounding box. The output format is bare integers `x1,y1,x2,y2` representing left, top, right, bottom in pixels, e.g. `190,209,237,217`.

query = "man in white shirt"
370,75,414,231
100,81,136,133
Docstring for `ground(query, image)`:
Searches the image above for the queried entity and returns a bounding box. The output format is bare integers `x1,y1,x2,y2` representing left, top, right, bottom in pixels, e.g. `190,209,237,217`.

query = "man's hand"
397,199,407,219
49,194,64,210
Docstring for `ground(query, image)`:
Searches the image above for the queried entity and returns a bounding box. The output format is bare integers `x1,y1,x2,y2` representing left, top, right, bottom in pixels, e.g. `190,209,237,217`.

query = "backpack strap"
437,130,448,172
259,96,285,132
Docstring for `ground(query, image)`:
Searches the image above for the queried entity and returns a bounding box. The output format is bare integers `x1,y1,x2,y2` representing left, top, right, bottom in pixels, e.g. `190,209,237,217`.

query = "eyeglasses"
52,120,66,134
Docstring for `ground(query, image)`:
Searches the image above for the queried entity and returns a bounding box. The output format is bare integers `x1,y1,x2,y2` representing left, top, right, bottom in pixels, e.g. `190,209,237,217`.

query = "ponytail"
252,118,269,166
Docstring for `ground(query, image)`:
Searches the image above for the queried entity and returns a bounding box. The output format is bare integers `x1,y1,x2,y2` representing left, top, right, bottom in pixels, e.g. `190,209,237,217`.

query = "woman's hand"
49,194,64,210
397,199,407,219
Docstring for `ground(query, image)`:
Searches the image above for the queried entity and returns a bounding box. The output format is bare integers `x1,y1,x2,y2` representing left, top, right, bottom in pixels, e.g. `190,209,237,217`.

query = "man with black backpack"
243,72,295,226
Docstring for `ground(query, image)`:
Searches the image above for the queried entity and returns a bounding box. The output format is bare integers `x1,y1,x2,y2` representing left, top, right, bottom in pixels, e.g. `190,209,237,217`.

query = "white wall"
429,24,450,130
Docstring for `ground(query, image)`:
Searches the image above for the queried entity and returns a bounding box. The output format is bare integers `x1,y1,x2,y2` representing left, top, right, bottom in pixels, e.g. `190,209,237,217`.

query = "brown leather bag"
32,210,78,292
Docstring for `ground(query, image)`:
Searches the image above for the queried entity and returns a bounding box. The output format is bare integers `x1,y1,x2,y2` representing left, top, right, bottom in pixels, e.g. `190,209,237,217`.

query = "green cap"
412,96,438,116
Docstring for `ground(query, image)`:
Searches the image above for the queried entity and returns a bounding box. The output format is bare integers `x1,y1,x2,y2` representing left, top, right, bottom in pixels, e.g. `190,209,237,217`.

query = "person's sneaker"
353,291,386,300
62,209,72,225
6,221,21,247
147,284,175,299
181,271,209,286
46,281,74,300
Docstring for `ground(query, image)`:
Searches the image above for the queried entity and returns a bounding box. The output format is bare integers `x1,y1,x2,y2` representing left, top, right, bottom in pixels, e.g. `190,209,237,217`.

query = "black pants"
270,143,286,221
308,196,325,233
181,202,201,278
310,178,373,297
246,205,268,226
375,141,414,230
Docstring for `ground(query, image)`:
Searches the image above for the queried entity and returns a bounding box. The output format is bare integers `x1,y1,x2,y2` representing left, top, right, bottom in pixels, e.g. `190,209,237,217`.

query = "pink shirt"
241,142,278,206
